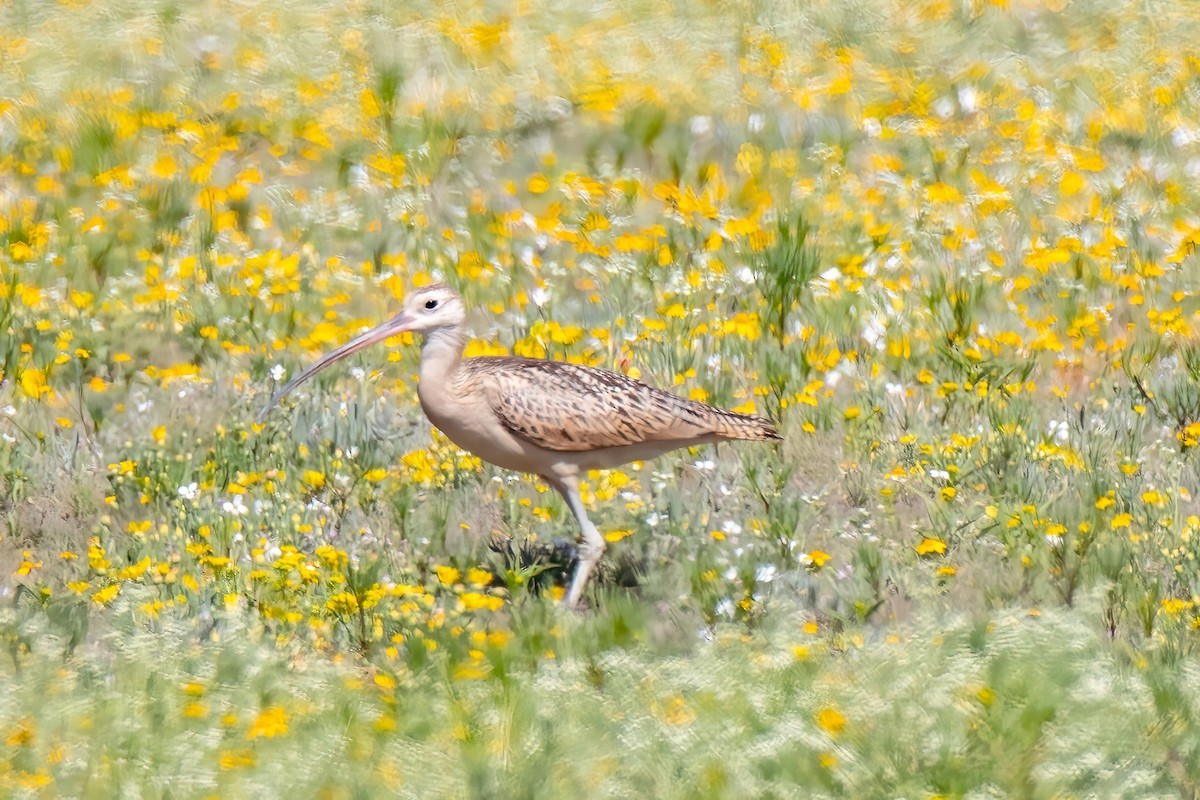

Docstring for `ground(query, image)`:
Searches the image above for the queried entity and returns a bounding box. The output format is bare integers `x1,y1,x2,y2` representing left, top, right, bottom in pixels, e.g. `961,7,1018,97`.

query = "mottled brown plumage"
260,284,781,608
467,356,779,451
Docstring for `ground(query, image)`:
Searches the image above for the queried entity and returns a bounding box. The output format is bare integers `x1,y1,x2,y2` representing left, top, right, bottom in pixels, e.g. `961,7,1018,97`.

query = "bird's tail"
713,410,782,442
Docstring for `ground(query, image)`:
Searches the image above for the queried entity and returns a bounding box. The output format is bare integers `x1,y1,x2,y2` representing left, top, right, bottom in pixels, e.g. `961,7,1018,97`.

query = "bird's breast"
416,388,543,474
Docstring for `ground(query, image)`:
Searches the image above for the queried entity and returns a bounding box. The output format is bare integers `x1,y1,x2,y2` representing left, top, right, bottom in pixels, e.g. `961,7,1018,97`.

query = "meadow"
4,0,1200,796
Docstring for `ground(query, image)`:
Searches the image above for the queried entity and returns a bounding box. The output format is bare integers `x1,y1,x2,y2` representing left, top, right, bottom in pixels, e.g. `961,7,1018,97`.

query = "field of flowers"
4,0,1200,795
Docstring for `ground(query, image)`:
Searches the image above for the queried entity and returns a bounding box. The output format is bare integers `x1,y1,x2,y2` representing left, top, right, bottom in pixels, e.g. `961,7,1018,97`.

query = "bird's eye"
425,299,438,310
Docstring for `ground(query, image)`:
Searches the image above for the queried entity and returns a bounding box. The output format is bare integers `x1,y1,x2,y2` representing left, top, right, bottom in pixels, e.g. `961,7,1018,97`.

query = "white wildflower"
755,563,777,583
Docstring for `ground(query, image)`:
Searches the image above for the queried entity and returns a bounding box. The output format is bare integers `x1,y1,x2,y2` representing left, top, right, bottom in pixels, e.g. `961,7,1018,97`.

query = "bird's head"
396,283,467,337
257,283,464,420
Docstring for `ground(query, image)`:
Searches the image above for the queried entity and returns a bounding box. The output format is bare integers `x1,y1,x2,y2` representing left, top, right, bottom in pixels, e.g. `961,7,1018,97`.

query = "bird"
260,283,781,608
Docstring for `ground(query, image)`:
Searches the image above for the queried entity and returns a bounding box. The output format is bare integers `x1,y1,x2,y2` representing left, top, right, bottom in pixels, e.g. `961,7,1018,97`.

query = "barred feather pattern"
458,356,781,453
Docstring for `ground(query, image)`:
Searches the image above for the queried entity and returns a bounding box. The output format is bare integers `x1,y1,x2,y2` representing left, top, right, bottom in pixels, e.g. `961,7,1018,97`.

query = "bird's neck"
418,326,467,389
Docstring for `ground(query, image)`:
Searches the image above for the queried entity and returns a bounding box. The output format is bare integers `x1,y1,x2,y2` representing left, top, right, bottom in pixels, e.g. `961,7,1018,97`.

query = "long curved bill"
257,312,414,423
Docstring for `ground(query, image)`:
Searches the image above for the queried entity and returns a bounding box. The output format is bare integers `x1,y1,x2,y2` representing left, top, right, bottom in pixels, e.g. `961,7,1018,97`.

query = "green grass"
7,597,1200,797
4,0,1200,795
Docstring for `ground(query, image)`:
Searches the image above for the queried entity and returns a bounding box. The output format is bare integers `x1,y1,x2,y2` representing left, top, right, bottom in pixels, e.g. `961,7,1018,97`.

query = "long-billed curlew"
260,284,781,608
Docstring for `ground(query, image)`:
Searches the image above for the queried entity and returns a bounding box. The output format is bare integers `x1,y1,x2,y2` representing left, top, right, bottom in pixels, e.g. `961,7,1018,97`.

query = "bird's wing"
467,357,716,452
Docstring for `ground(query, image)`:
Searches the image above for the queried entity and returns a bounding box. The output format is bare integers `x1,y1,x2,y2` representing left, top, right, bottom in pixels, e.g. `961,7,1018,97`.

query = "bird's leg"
548,475,605,609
